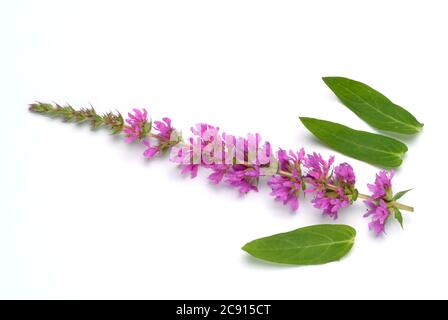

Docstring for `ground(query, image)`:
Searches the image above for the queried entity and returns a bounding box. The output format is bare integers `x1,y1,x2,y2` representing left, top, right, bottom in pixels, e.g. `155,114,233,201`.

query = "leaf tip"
322,76,348,85
417,122,424,131
298,116,312,125
321,76,334,86
241,242,251,253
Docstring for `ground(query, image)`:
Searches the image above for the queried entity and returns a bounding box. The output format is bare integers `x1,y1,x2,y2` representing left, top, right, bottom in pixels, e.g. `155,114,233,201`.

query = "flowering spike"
29,102,415,236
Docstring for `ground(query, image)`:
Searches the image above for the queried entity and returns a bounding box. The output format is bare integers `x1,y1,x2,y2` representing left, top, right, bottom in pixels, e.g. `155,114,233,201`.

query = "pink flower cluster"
267,151,356,219
143,117,176,158
268,149,305,211
124,109,179,159
123,110,410,236
310,162,356,219
364,170,395,235
172,124,272,194
123,109,149,143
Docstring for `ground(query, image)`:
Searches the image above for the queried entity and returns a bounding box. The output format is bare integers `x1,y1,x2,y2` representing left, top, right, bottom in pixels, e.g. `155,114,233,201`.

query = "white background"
1,0,447,299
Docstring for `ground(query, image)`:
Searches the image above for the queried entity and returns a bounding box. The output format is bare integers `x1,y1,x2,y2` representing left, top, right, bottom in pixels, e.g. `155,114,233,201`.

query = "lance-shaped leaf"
393,189,412,201
242,224,356,266
322,77,423,134
299,117,408,168
393,207,404,229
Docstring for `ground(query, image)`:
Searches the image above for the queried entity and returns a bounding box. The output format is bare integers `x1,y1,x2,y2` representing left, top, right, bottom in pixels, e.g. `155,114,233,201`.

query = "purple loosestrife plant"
29,103,414,236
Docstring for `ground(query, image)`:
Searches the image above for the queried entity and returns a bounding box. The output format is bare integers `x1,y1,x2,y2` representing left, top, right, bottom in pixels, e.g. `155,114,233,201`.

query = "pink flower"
208,133,270,194
123,108,149,143
334,162,356,185
174,126,269,195
277,149,289,171
267,148,305,211
153,117,173,141
309,162,356,218
176,123,220,178
225,165,260,194
281,149,305,173
219,133,269,194
312,188,350,219
364,199,390,235
364,170,395,234
208,164,230,184
368,170,394,200
304,153,335,192
181,164,199,178
142,140,160,158
207,163,261,194
141,116,179,158
268,175,301,211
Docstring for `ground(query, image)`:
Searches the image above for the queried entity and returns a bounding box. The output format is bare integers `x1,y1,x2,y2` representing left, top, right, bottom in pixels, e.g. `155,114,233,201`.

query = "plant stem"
391,202,414,212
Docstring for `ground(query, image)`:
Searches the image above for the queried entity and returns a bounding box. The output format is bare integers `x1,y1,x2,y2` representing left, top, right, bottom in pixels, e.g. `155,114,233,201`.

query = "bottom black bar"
0,300,434,318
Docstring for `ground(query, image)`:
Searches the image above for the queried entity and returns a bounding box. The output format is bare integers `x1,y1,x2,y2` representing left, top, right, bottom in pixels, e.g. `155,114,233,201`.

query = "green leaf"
299,117,408,168
393,189,412,201
393,207,404,229
143,121,152,135
322,77,423,134
242,224,356,266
